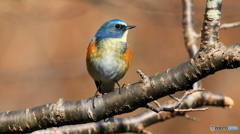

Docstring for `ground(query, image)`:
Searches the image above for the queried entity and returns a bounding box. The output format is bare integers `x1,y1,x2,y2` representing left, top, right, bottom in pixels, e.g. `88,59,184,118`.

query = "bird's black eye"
115,24,121,29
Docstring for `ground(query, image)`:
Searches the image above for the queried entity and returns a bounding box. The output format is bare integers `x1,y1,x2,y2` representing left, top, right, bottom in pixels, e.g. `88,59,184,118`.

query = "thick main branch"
32,91,234,134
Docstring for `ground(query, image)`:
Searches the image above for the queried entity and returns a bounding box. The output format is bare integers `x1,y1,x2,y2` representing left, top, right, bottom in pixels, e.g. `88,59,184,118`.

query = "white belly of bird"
94,54,126,83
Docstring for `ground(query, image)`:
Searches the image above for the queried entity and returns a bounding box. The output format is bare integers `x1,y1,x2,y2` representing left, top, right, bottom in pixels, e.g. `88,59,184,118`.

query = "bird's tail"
100,82,115,94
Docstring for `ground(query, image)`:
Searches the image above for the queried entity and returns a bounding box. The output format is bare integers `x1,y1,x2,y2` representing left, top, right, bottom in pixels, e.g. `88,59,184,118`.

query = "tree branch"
196,21,240,38
182,0,198,57
32,91,234,134
146,89,205,112
220,21,240,29
200,0,222,47
182,0,202,89
0,41,239,133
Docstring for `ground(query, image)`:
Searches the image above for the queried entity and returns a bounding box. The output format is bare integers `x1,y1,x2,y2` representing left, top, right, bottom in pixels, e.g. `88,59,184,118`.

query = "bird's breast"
86,38,131,82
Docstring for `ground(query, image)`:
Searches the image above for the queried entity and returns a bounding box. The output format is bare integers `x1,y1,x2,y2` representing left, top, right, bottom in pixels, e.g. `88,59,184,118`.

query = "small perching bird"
86,19,135,122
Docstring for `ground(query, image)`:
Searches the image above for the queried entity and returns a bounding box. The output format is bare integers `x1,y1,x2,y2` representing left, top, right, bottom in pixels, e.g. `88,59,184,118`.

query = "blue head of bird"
95,19,136,41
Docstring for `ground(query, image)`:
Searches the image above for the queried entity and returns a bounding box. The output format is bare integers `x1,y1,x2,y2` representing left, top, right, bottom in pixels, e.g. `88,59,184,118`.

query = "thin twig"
174,107,208,112
196,21,240,38
220,21,240,29
184,114,199,121
169,94,181,102
153,100,161,107
146,89,204,113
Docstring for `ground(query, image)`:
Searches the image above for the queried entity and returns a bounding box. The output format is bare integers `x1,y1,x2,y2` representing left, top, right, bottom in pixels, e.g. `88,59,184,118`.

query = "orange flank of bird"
86,39,101,60
124,46,131,71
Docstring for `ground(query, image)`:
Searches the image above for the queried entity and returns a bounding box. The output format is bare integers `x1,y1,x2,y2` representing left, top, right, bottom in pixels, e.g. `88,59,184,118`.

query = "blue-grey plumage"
95,19,136,39
86,19,135,122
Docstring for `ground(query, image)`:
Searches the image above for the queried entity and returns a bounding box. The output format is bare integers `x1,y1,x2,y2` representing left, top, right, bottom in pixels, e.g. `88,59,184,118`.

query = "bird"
86,19,135,122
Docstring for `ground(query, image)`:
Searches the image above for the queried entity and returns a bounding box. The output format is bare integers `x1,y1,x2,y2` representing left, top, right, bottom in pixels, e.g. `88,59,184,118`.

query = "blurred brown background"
0,0,239,134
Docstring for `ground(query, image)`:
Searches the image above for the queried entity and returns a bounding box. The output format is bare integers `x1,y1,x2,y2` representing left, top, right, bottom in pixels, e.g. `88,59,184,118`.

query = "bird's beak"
126,25,136,30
